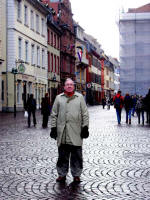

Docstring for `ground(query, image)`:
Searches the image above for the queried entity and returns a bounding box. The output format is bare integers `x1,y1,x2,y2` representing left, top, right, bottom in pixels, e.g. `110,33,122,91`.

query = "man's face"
64,80,75,93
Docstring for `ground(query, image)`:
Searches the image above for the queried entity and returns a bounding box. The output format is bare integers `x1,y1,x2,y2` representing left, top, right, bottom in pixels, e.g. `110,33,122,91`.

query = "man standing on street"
113,90,124,124
50,78,89,183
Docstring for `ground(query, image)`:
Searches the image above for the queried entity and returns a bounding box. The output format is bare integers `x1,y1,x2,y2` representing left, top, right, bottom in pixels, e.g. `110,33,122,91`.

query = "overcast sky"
70,0,150,59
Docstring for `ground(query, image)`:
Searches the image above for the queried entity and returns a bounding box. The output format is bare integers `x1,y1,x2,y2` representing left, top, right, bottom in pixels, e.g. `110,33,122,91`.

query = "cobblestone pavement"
0,106,150,200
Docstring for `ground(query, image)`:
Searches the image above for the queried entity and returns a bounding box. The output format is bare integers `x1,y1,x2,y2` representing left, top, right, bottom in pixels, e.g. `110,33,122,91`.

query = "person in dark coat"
113,90,124,124
131,95,137,116
26,94,36,128
124,93,133,124
145,88,150,124
135,96,145,125
41,93,50,128
102,97,106,109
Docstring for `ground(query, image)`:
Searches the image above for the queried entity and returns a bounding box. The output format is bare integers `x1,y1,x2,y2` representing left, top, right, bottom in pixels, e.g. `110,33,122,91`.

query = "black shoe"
56,176,66,183
73,176,81,183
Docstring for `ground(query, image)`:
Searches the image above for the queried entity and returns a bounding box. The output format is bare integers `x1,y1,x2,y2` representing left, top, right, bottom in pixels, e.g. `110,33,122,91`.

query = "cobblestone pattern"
0,106,150,200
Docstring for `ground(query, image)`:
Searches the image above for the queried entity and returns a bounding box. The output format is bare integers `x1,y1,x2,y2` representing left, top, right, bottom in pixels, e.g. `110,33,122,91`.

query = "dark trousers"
42,114,49,128
57,144,83,177
125,109,131,123
28,110,36,127
116,108,122,124
137,110,144,124
146,111,150,124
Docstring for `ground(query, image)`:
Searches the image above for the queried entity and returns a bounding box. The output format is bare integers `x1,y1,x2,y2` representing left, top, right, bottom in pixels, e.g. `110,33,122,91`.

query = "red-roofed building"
49,0,76,90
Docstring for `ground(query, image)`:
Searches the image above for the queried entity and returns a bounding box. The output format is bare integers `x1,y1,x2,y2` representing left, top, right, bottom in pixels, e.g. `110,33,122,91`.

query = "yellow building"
0,0,6,111
4,0,49,111
104,58,114,98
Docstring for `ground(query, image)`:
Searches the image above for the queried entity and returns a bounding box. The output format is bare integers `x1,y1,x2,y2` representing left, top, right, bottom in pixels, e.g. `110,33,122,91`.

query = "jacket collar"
61,91,79,97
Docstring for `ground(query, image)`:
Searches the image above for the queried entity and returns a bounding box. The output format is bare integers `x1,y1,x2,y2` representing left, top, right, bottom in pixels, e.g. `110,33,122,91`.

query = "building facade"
74,22,88,95
47,14,61,106
84,33,102,105
4,0,49,111
0,0,6,111
119,4,150,96
50,0,76,89
104,58,114,99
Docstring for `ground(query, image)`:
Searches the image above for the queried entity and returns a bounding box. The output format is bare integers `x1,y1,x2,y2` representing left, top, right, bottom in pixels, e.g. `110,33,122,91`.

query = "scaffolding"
119,12,150,96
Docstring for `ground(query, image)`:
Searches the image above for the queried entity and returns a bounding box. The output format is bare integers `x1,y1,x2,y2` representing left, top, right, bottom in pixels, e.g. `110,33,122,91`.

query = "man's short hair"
65,78,74,85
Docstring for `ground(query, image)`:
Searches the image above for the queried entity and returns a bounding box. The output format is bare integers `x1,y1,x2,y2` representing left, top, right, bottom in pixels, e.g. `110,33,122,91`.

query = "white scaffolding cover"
119,13,150,96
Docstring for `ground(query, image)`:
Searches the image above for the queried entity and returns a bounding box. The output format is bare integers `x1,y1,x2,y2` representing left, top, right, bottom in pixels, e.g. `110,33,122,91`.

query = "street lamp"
11,60,25,118
11,68,18,118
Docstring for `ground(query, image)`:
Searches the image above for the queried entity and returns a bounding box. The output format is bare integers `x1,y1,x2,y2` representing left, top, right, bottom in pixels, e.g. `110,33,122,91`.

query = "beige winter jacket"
51,91,89,147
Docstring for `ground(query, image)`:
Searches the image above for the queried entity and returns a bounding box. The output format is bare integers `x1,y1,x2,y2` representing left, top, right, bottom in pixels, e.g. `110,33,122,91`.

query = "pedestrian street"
0,106,150,200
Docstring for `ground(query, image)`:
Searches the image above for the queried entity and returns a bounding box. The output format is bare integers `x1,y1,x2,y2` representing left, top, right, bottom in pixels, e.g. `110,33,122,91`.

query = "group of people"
113,89,150,125
25,93,51,128
25,80,150,185
102,97,112,110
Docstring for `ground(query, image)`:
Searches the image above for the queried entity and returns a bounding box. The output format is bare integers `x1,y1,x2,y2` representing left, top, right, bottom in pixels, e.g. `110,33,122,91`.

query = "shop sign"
18,63,25,73
87,83,91,88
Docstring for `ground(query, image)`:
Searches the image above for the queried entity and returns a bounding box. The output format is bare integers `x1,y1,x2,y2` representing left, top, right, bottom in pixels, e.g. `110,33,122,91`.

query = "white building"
0,0,6,111
4,0,49,111
119,4,150,96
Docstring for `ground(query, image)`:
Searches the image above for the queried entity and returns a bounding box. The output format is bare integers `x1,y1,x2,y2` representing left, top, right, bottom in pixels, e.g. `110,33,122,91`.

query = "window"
31,44,35,65
36,14,39,33
51,32,53,45
47,29,50,44
35,88,37,102
57,36,60,49
54,55,56,73
25,41,29,62
42,49,45,68
28,83,32,95
17,1,22,20
24,5,28,25
30,10,34,30
1,80,4,101
81,70,84,81
38,88,41,107
37,46,40,66
41,18,44,36
48,52,50,72
51,53,53,72
106,80,109,88
57,56,59,74
54,34,56,47
18,38,22,60
17,82,21,103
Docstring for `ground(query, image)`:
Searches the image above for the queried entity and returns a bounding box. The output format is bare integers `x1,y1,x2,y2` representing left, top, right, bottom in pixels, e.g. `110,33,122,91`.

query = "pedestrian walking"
41,93,50,128
124,93,132,124
135,96,145,125
106,98,111,110
26,94,36,128
131,95,137,116
145,88,150,124
113,90,124,124
102,97,106,109
50,78,89,183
